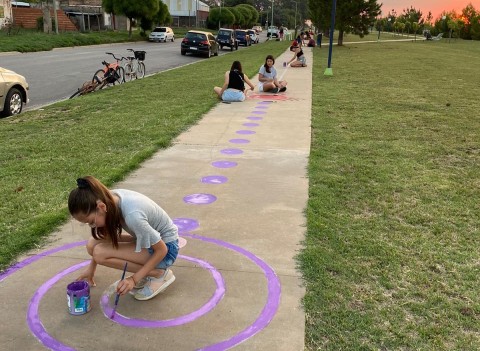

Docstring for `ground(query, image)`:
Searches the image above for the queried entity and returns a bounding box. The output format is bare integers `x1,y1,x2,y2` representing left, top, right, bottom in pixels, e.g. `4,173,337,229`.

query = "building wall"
163,0,209,17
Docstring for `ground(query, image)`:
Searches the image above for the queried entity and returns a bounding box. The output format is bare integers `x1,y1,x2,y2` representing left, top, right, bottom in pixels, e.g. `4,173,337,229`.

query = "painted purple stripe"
251,111,266,114
100,255,225,327
229,139,250,144
254,105,268,109
242,123,259,127
236,130,256,135
201,175,228,184
0,241,86,282
183,193,217,204
211,160,237,168
220,148,243,155
258,101,273,104
27,260,90,351
246,117,262,121
181,233,281,351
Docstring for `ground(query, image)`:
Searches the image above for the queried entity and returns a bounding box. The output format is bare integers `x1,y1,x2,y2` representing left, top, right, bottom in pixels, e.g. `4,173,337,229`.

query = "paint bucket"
67,281,91,315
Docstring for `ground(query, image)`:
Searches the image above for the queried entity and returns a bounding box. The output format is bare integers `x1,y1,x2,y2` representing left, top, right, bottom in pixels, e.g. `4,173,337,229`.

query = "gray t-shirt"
258,65,277,80
112,189,178,252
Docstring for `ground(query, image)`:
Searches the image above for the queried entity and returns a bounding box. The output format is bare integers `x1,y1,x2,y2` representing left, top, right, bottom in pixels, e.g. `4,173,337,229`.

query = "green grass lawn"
302,39,480,349
1,34,479,349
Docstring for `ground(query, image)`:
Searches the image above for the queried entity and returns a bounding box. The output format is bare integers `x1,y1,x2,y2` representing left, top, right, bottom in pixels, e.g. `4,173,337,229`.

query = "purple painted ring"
236,130,256,135
211,160,237,168
173,217,199,233
201,175,229,184
183,193,217,204
100,254,225,327
229,139,250,144
220,148,243,155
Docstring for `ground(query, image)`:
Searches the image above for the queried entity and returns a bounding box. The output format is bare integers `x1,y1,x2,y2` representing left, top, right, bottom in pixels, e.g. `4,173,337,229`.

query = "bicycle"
123,49,146,82
69,55,125,99
92,52,125,87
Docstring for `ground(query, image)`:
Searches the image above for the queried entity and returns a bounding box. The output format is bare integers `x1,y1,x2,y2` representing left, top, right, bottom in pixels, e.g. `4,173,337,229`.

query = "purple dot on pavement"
211,160,237,168
183,193,217,205
221,148,243,155
254,105,268,109
201,175,228,184
236,130,256,135
173,218,199,233
229,139,250,144
251,111,266,114
243,123,259,127
247,117,263,121
258,101,273,104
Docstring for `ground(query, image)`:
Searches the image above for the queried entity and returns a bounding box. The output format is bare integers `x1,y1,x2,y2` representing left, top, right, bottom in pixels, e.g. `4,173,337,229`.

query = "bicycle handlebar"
105,52,125,61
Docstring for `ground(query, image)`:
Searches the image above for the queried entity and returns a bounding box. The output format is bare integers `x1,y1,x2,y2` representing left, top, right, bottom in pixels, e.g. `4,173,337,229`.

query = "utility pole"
271,0,274,28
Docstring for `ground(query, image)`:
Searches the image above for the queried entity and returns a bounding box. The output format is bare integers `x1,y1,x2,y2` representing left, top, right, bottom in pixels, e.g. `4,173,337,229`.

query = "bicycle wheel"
69,89,82,99
124,63,134,82
114,66,125,84
92,69,107,89
137,62,146,79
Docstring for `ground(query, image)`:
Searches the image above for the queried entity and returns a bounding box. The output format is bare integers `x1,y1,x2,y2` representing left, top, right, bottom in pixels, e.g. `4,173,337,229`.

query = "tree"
207,7,235,29
152,1,172,26
412,21,419,41
236,4,259,27
102,0,159,37
308,0,380,45
229,7,244,28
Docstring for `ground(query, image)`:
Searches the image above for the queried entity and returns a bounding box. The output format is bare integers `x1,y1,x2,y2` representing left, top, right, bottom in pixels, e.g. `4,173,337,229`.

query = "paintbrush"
110,261,128,319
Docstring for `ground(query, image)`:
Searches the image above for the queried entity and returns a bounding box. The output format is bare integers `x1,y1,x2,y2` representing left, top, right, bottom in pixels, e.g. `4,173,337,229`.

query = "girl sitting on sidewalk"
68,176,179,301
257,55,287,93
287,43,307,67
214,61,255,102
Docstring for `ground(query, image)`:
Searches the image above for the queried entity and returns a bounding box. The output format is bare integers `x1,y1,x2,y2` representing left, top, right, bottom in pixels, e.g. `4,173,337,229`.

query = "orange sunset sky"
378,0,480,19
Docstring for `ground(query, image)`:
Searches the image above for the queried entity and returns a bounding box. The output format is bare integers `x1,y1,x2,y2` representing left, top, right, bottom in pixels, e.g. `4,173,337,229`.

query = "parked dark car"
181,30,219,58
235,29,251,46
217,28,238,51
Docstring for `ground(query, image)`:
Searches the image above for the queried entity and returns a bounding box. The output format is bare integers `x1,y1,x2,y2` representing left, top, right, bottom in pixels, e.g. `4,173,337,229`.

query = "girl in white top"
257,55,287,93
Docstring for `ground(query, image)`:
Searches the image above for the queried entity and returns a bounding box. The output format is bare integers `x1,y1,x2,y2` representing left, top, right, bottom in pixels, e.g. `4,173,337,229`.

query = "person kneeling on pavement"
286,43,307,67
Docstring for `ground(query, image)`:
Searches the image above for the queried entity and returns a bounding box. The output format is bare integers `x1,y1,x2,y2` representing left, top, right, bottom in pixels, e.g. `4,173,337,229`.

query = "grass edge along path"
0,41,287,270
301,39,480,349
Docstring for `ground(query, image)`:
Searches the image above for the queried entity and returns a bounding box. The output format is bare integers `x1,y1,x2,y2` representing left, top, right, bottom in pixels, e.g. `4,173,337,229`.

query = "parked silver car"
149,27,175,42
0,67,29,117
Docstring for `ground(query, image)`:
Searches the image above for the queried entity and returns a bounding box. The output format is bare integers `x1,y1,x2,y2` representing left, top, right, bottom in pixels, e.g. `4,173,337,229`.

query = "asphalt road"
1,32,267,111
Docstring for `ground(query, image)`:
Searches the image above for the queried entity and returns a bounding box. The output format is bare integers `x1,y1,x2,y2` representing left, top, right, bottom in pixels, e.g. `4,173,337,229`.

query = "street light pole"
271,0,274,28
293,1,297,37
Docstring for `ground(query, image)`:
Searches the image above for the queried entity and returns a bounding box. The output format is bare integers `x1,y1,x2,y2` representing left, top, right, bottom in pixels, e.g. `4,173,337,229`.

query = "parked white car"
149,27,175,42
0,67,29,117
267,26,279,38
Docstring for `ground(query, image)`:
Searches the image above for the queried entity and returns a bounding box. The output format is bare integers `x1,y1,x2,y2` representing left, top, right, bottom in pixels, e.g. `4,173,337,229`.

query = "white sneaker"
134,269,175,301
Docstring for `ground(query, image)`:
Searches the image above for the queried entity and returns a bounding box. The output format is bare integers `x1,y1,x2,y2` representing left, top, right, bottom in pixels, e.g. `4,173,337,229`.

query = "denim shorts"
148,239,179,269
222,88,245,102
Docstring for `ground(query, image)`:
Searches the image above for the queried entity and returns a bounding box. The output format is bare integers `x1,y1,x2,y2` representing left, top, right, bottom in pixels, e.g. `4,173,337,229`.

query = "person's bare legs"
262,82,277,92
290,61,306,67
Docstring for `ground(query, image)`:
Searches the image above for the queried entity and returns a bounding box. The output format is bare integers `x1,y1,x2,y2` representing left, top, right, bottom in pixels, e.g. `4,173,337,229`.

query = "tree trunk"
337,30,344,46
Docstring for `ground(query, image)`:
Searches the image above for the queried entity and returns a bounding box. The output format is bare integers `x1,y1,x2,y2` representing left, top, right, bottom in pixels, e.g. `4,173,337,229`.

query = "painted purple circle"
17,233,281,351
220,148,243,155
236,130,256,135
201,175,228,184
173,218,199,233
243,123,259,127
246,116,263,121
258,101,273,104
183,193,217,204
99,254,225,327
229,139,250,144
251,111,266,114
182,233,282,351
211,160,237,168
254,105,268,109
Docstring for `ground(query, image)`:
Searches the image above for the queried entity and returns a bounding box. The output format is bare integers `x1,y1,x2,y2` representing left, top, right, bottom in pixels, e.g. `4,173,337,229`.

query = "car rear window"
153,27,166,32
218,30,231,36
186,32,206,40
236,32,246,37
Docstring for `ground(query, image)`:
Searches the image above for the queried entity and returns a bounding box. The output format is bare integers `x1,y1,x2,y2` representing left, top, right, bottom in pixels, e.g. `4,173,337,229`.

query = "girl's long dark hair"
231,60,243,74
264,55,275,74
68,176,122,248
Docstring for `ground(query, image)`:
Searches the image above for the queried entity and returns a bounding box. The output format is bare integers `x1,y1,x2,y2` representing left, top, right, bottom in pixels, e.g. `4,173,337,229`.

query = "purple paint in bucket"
67,281,91,315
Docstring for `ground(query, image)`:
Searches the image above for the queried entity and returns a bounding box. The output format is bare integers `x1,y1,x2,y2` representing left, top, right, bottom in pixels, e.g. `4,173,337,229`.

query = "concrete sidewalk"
0,47,312,351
